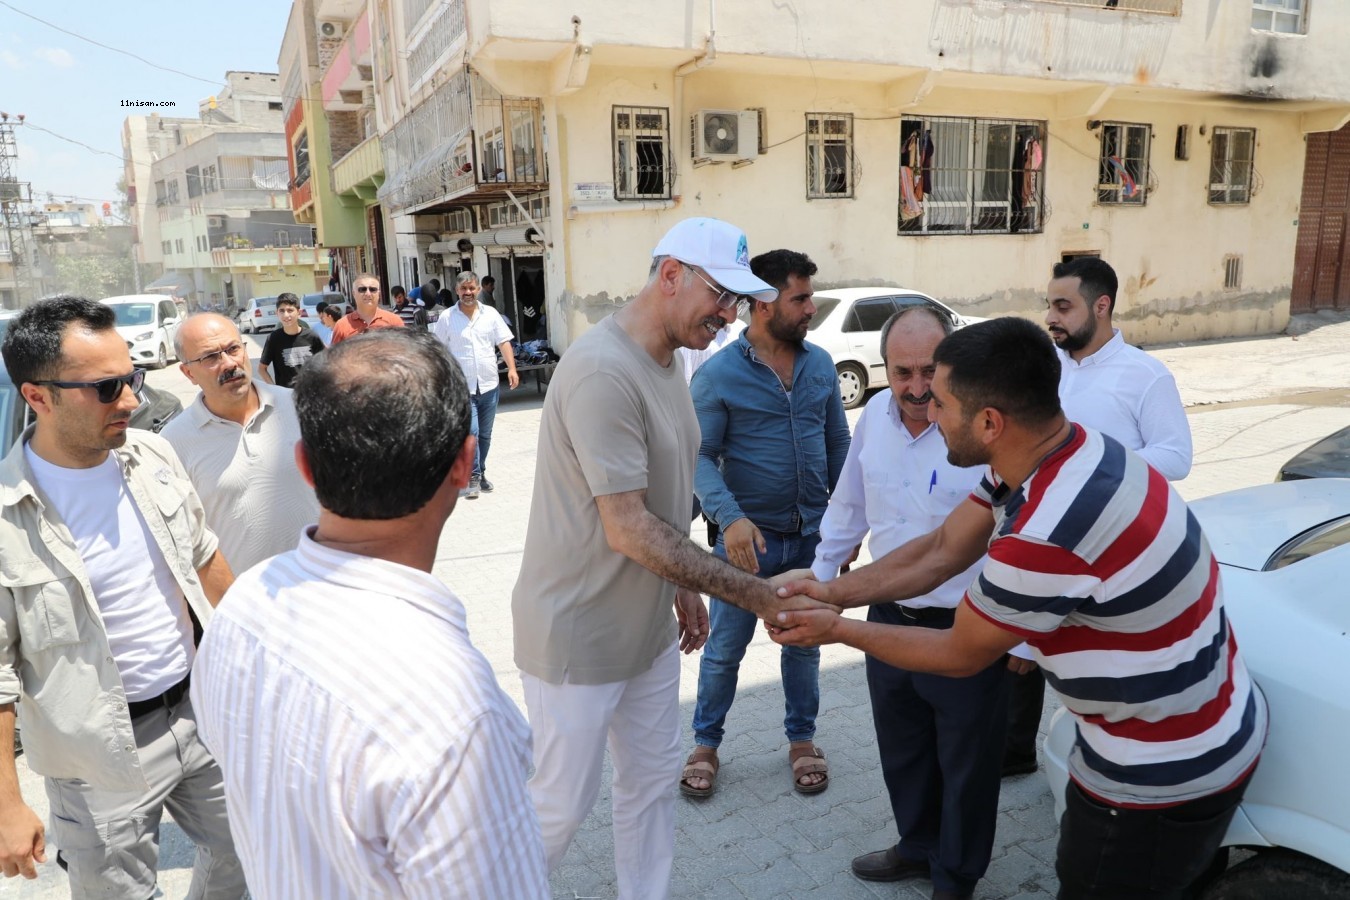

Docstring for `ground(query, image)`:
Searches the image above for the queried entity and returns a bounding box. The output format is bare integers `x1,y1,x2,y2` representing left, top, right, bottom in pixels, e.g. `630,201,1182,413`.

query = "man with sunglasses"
328,272,404,345
513,218,834,898
162,313,319,576
0,296,245,895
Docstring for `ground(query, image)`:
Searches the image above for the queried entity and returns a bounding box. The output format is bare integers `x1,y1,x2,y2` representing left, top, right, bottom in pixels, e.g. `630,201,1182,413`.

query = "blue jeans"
692,529,821,748
469,386,500,477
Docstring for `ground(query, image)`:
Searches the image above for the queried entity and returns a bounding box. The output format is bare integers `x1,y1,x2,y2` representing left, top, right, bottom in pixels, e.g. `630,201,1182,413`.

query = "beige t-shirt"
512,316,699,684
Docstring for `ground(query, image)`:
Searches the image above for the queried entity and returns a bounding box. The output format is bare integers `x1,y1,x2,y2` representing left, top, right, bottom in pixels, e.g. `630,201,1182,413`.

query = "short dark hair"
427,278,441,294
1052,257,1118,313
315,300,330,315
294,330,471,519
481,275,495,288
749,249,818,292
933,317,1061,426
276,293,299,310
2,295,116,388
391,285,406,297
879,303,954,365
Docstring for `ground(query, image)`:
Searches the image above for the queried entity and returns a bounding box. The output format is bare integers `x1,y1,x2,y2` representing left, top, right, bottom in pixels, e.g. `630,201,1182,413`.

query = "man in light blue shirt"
679,249,850,799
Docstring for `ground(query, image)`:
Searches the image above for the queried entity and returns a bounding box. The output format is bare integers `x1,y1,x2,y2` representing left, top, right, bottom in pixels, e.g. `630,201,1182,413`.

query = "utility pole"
0,112,34,309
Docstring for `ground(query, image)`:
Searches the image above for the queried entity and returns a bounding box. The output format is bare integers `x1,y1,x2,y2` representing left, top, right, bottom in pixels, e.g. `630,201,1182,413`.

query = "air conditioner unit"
691,109,760,162
206,215,226,229
318,20,345,40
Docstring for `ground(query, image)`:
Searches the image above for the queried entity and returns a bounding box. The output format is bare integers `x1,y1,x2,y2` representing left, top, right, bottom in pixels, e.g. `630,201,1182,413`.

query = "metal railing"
1028,0,1181,14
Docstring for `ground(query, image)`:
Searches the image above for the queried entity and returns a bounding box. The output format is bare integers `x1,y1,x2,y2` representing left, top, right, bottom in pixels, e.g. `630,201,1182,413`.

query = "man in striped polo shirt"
771,316,1266,900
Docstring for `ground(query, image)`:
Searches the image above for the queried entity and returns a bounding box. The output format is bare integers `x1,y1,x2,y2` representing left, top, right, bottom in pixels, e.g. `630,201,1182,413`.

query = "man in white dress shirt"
162,313,319,575
431,271,519,498
812,306,1025,900
192,329,547,899
1002,256,1197,778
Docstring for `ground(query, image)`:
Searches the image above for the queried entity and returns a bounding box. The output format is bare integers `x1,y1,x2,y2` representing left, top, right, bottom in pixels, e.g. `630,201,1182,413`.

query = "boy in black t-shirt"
259,293,325,388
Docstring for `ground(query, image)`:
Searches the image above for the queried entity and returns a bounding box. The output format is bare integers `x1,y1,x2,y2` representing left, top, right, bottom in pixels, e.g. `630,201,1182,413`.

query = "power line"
0,0,220,87
19,122,125,162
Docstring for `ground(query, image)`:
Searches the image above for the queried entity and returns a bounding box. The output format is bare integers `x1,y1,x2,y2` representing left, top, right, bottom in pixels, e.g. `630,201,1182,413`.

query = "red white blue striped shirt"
965,425,1266,806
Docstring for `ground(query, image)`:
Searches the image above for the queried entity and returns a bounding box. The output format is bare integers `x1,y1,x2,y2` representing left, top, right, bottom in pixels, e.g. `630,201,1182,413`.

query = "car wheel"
1201,851,1350,899
836,362,867,410
153,343,167,370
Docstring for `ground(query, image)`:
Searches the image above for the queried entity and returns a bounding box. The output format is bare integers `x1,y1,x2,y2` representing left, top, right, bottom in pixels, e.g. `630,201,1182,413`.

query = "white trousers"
521,641,682,900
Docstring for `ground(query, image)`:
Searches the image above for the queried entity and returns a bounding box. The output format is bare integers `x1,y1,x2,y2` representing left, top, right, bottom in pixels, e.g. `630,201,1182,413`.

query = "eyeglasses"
185,342,247,367
355,285,380,293
33,369,145,404
683,264,753,311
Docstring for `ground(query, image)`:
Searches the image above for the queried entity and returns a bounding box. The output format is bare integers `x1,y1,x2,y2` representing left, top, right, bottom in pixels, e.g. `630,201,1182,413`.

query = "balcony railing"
1030,0,1181,13
332,136,384,197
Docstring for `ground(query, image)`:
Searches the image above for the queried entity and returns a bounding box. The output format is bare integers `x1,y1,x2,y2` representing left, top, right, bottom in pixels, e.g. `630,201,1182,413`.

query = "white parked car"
237,296,280,335
1043,478,1350,897
100,294,183,369
807,287,985,409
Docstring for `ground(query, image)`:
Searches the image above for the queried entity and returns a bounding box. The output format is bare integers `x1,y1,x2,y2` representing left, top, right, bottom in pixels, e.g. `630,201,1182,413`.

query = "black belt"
127,674,190,720
897,605,957,626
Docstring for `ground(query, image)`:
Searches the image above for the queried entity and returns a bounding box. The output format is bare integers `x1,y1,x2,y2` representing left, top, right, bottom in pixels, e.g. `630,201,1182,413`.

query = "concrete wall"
540,62,1303,348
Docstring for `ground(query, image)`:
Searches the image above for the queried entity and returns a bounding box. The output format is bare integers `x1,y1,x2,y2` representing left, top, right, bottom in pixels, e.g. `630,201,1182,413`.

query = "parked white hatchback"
807,287,985,409
1042,478,1350,897
100,294,184,369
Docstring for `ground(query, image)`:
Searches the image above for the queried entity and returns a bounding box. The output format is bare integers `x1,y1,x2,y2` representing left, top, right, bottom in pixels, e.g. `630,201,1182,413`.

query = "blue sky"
0,0,291,211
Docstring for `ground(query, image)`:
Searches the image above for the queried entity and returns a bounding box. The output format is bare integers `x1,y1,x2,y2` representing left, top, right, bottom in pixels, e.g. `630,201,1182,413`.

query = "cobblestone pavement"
7,313,1349,899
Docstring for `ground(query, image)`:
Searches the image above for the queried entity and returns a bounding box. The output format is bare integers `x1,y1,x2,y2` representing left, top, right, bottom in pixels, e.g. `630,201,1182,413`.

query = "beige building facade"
368,0,1350,349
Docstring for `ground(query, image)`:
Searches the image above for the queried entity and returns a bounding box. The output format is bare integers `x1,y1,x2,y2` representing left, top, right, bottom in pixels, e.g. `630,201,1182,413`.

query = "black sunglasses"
32,369,145,404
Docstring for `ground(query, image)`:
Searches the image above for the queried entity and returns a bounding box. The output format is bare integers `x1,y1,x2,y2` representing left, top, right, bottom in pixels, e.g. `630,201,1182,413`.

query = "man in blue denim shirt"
679,250,851,798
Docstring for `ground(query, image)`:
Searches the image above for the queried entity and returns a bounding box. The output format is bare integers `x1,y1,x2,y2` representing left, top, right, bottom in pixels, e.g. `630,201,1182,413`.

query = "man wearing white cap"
512,217,831,898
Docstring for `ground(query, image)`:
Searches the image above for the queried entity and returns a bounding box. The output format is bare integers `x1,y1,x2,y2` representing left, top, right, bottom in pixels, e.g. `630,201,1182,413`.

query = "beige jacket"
0,427,218,791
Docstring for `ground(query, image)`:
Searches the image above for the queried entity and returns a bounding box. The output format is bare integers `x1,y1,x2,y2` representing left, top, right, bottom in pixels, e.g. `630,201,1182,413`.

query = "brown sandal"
679,746,719,798
789,743,829,794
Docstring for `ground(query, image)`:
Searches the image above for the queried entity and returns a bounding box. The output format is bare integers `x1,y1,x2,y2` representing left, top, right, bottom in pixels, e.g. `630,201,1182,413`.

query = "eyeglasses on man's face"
185,342,247,368
683,264,752,311
354,284,380,294
32,369,145,404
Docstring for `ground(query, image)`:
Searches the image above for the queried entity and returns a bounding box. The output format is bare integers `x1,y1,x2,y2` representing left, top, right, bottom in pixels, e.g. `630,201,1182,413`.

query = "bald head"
174,312,240,361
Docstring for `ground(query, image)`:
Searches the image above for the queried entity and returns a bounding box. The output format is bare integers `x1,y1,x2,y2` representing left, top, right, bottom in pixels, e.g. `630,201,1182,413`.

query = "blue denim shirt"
692,333,851,535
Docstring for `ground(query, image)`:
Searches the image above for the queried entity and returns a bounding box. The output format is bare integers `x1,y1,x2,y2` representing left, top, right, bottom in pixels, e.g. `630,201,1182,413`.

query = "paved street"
6,313,1350,899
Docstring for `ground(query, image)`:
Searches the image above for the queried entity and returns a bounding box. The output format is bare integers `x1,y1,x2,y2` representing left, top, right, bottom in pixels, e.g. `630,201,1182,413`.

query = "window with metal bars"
806,113,853,199
898,115,1046,235
1209,127,1256,205
613,106,671,200
1098,122,1151,205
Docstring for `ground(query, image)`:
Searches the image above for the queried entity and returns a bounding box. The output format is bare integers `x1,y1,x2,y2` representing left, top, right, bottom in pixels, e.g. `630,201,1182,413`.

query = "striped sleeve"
966,533,1101,639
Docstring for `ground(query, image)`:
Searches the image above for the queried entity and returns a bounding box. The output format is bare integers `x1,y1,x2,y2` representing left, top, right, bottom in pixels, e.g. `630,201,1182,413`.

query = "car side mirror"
164,316,179,325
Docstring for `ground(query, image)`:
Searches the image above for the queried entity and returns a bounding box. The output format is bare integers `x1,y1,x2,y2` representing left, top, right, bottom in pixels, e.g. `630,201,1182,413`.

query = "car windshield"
1265,516,1350,570
109,304,154,327
0,382,18,449
808,298,840,330
0,318,11,341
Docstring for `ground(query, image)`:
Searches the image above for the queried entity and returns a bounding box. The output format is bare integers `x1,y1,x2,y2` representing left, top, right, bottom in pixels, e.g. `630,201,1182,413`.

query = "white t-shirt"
25,446,194,701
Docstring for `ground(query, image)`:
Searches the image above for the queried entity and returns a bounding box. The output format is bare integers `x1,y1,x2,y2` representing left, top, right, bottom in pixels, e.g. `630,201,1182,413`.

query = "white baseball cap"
652,217,779,303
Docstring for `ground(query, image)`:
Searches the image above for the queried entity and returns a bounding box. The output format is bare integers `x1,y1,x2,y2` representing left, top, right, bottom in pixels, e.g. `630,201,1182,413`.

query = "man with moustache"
680,249,850,799
771,317,1264,900
328,272,404,345
811,305,1027,899
0,296,243,895
1002,256,1193,778
513,218,831,898
431,271,519,498
162,313,319,575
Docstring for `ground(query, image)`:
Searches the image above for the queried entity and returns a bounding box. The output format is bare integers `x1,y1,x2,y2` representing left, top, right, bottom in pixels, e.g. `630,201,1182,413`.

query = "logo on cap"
735,235,749,268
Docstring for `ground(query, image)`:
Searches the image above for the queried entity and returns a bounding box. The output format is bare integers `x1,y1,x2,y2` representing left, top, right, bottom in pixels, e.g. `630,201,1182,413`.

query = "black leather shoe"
932,889,974,900
1002,754,1038,778
479,477,494,493
851,846,930,882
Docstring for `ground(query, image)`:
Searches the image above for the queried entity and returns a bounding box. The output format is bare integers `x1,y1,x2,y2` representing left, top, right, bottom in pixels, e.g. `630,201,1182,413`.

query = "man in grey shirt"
512,217,831,899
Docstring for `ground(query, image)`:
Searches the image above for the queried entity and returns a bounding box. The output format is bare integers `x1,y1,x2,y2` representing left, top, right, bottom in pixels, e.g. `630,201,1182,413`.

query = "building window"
186,166,202,199
1209,127,1256,204
174,239,184,254
161,240,171,255
806,113,854,199
1252,0,1307,33
1097,122,1151,205
275,229,290,246
293,132,311,188
898,115,1045,235
613,106,671,200
202,164,218,193
166,179,180,205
